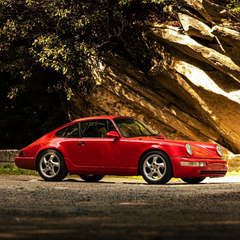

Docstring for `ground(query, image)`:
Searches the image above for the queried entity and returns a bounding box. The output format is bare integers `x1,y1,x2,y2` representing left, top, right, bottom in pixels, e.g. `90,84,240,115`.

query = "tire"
181,177,206,184
79,174,105,182
37,150,68,181
140,151,172,184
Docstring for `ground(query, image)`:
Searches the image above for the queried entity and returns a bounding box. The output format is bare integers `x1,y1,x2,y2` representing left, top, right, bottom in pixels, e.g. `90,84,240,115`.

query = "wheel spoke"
156,170,163,178
49,154,55,163
147,171,154,178
50,167,57,176
146,160,152,169
42,167,49,174
156,162,165,168
43,157,48,166
152,156,158,164
51,161,60,168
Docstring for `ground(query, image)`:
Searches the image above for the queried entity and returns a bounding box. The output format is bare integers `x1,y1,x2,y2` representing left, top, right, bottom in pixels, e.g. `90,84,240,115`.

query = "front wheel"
79,174,105,182
37,150,68,181
140,151,172,184
181,177,206,184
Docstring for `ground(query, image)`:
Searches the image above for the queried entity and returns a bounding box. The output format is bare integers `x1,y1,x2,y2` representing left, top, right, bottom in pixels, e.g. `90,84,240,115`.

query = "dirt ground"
0,175,240,240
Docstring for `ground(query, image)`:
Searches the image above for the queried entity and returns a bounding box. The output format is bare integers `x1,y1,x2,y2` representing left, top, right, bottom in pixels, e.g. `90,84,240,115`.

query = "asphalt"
0,175,240,240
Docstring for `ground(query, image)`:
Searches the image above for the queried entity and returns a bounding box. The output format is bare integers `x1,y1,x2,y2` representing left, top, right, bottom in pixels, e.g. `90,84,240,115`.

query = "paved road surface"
0,175,240,240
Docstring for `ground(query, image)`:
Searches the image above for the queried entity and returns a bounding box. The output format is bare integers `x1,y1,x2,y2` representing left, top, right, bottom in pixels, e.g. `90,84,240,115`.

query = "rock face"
66,0,240,155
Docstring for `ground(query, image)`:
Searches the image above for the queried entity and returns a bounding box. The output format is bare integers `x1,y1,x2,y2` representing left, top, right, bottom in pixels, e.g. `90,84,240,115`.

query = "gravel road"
0,175,240,240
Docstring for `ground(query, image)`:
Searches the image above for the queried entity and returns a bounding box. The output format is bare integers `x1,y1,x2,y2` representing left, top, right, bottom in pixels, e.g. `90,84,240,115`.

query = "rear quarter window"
55,124,79,138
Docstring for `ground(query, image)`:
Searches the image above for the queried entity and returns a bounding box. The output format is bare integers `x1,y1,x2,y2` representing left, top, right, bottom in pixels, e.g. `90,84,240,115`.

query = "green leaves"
0,0,174,100
228,0,240,12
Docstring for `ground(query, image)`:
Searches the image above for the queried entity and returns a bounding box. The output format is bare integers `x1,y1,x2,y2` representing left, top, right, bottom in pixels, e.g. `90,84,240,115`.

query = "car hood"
129,136,221,158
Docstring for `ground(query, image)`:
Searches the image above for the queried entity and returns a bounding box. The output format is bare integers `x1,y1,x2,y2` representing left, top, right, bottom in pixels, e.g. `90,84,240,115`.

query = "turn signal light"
180,161,206,167
19,151,25,157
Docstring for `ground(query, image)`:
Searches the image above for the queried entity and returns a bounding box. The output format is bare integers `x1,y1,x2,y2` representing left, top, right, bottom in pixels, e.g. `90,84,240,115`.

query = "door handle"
78,142,87,146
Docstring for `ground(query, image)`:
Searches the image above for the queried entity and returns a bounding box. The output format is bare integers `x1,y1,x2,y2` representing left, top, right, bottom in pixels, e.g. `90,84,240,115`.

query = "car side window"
56,124,79,138
81,120,108,138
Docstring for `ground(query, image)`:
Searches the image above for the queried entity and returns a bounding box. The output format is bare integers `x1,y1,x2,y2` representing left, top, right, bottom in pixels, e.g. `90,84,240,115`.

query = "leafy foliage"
0,0,173,96
0,0,175,148
228,0,240,12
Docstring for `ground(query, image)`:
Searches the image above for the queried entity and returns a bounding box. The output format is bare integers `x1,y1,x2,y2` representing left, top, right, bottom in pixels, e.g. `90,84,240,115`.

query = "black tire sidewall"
181,177,206,184
79,174,105,182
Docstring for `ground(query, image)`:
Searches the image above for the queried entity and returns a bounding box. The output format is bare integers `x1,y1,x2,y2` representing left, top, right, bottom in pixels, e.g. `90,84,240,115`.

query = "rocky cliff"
65,0,240,155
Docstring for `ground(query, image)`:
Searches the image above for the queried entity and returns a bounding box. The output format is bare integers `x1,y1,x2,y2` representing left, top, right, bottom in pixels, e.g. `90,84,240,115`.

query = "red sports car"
15,116,227,184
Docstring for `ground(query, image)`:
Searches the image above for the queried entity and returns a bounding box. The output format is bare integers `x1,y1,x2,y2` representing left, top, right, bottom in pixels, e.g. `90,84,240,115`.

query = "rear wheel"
38,150,68,181
181,177,206,184
140,151,172,184
79,174,105,182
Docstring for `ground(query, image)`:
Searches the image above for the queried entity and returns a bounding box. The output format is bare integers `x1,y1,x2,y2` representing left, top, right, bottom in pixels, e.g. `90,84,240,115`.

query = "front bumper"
170,157,228,178
15,157,37,170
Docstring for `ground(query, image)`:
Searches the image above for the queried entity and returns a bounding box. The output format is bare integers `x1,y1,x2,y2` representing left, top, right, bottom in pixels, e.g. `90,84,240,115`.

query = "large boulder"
66,1,240,159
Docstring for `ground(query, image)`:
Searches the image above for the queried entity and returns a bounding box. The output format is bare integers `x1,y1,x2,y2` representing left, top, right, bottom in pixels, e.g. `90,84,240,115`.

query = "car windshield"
114,118,158,137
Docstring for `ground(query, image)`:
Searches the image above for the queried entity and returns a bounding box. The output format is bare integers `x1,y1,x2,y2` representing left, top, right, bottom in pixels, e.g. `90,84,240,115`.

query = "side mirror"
106,131,120,139
159,134,165,139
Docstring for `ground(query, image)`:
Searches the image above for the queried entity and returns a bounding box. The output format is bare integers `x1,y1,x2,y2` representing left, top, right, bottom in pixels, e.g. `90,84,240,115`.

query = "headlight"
216,145,223,157
186,143,193,155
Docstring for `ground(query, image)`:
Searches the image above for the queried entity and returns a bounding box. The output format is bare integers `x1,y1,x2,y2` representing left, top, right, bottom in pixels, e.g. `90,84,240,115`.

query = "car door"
76,120,131,168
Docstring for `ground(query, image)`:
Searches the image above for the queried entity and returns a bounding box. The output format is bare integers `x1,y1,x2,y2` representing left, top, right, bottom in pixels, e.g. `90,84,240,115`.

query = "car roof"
72,115,131,123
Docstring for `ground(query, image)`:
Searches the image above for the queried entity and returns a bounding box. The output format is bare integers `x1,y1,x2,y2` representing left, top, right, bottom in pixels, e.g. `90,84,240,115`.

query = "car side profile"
15,116,228,184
